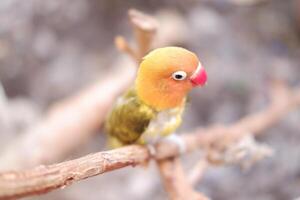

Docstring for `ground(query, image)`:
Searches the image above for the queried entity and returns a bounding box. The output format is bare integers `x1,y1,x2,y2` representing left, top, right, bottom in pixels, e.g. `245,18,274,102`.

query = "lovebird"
105,47,207,149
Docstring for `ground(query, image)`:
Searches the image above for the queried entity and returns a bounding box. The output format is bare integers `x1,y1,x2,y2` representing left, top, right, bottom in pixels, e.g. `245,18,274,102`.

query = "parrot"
105,46,207,150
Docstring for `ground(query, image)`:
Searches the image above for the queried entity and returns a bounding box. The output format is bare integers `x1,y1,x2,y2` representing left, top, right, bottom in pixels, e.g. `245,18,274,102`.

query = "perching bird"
105,47,207,149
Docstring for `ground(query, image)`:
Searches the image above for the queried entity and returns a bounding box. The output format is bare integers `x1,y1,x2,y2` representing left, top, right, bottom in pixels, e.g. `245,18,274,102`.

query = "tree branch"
188,159,209,186
0,82,299,199
0,146,149,200
157,158,209,200
115,9,158,62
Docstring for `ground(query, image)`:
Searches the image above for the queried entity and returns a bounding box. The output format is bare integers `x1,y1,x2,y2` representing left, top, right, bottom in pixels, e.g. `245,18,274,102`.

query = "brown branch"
114,35,137,61
157,158,209,200
115,9,158,62
0,143,211,200
0,82,299,199
129,9,158,62
188,159,209,186
0,146,149,200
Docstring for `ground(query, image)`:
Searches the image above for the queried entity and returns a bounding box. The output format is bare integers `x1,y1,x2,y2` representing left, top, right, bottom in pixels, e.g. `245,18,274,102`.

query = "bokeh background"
0,0,300,199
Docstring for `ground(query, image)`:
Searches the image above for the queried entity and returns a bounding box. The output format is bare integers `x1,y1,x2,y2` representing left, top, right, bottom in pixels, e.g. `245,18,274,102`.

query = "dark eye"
172,71,187,81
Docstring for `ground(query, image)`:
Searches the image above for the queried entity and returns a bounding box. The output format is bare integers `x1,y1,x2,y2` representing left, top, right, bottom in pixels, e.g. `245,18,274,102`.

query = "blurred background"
0,0,300,199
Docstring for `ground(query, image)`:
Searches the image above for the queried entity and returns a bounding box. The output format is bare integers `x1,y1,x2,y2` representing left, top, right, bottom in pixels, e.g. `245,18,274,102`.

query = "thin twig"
129,9,158,62
115,9,158,62
114,35,137,61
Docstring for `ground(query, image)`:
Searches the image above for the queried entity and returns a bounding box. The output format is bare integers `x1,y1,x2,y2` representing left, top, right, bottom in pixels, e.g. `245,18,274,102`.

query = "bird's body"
105,88,185,147
105,47,207,148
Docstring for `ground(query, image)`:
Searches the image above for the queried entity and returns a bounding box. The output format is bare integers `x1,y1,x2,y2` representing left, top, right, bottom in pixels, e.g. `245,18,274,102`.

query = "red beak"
190,63,207,87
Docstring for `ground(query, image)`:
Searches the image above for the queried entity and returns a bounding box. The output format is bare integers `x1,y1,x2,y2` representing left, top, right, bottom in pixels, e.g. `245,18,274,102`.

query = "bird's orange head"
136,47,207,110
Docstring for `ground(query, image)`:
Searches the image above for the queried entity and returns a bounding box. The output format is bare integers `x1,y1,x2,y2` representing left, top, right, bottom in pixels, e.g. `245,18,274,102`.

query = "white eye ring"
172,71,187,81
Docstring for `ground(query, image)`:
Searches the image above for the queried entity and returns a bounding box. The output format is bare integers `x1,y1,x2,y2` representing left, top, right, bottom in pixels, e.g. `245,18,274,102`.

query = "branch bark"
0,146,149,200
0,82,299,199
157,158,209,200
188,159,208,186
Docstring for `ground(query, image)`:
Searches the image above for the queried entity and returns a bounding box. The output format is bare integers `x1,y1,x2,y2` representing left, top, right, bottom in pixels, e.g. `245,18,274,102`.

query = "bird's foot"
161,134,186,154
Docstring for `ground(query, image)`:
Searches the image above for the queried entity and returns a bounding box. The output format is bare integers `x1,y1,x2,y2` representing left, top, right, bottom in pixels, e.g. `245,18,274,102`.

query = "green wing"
105,89,156,147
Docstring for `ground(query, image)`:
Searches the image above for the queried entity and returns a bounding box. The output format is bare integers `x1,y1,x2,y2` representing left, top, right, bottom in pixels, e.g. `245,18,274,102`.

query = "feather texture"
105,88,185,148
